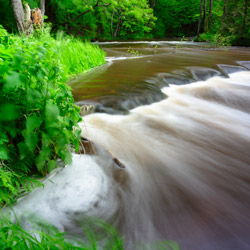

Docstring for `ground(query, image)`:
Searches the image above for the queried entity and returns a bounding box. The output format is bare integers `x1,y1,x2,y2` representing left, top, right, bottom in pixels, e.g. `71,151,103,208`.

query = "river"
13,42,250,250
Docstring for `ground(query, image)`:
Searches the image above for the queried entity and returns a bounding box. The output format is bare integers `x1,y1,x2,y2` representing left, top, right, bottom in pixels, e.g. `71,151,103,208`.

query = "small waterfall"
79,71,250,249
11,71,250,249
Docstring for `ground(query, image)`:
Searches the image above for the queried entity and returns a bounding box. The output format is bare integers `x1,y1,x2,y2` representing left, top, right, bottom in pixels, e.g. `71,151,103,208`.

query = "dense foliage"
0,25,105,207
0,24,108,249
1,0,249,45
49,0,156,39
152,0,200,37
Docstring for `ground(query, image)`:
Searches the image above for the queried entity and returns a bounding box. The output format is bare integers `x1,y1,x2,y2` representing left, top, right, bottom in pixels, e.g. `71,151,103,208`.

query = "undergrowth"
0,215,124,250
0,24,108,248
195,32,232,48
0,25,106,207
0,24,115,249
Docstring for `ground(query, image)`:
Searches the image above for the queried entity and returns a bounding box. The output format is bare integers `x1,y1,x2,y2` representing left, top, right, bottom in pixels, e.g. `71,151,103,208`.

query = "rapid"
11,41,250,249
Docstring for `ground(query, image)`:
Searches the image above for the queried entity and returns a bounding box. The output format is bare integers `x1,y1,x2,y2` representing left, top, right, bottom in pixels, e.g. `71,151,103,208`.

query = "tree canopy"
1,0,249,45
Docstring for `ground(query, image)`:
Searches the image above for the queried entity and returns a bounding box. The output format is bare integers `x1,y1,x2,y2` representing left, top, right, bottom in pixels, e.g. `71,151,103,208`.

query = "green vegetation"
152,0,200,38
0,25,105,205
194,0,250,46
0,24,107,248
49,0,156,40
152,0,250,46
127,47,143,57
0,0,249,249
0,215,124,250
1,0,249,46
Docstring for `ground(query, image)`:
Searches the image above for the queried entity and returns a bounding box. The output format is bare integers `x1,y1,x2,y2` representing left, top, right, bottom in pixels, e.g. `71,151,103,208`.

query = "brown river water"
11,42,250,249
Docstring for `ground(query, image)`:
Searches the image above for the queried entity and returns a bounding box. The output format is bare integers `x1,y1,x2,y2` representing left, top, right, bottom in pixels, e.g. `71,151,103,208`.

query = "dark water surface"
70,41,250,113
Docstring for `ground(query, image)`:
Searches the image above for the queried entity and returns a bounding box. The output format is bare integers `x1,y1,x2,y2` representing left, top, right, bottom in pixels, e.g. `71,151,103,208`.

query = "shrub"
0,26,105,206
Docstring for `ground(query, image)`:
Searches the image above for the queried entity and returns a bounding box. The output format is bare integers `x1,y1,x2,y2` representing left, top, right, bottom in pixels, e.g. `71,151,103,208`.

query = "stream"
13,42,250,249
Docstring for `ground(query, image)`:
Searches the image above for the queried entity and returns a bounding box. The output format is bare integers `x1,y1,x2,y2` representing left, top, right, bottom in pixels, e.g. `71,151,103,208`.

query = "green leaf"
27,89,43,105
0,145,9,160
47,160,57,173
3,71,22,92
42,133,51,148
62,150,72,165
45,103,60,128
18,142,29,160
25,131,38,152
0,131,8,144
26,116,42,133
36,147,51,172
0,104,20,121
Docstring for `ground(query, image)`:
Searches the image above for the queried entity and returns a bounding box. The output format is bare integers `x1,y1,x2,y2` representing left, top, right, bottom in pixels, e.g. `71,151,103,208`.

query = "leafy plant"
198,32,231,48
127,46,143,57
0,27,81,175
0,25,105,206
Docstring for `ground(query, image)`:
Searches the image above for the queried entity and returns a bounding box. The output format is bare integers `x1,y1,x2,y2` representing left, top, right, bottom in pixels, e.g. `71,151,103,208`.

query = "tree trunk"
197,0,204,39
242,0,248,35
203,0,207,30
11,0,25,33
24,3,33,35
114,16,122,38
209,0,213,17
31,8,43,29
223,0,229,19
40,0,46,26
205,0,213,32
111,10,115,38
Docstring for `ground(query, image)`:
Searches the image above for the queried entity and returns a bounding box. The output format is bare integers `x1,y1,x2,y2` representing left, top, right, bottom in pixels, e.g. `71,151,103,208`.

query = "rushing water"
12,42,250,249
70,41,250,114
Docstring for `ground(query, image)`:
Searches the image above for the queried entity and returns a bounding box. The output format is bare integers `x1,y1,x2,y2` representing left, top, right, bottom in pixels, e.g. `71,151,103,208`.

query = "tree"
11,0,25,33
223,0,229,19
109,0,155,38
10,0,45,34
205,0,213,32
203,0,207,31
48,0,155,39
197,0,204,39
242,0,249,35
40,0,46,26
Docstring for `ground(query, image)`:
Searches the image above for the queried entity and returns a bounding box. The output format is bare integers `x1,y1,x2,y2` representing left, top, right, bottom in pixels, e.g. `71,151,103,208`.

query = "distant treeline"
1,0,250,45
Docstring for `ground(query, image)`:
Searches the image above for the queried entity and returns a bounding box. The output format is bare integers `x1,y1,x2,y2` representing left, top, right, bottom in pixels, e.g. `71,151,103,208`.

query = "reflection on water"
79,71,250,249
70,42,250,113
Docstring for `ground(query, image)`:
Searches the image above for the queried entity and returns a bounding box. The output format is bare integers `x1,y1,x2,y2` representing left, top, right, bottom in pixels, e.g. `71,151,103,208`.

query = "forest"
0,0,249,46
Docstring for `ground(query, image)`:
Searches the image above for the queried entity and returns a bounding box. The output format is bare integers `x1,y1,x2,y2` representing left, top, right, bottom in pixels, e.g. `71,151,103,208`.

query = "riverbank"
0,26,108,249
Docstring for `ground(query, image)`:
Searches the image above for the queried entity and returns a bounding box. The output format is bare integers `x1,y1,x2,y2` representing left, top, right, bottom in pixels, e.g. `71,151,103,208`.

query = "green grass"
51,31,106,78
0,215,124,250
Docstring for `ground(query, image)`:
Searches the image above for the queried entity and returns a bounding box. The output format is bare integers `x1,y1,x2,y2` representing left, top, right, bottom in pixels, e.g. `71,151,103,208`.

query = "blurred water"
79,71,250,249
12,42,250,249
70,41,250,114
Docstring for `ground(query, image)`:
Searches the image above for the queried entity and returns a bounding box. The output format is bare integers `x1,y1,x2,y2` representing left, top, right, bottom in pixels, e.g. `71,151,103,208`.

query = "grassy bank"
0,26,107,248
0,25,106,204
